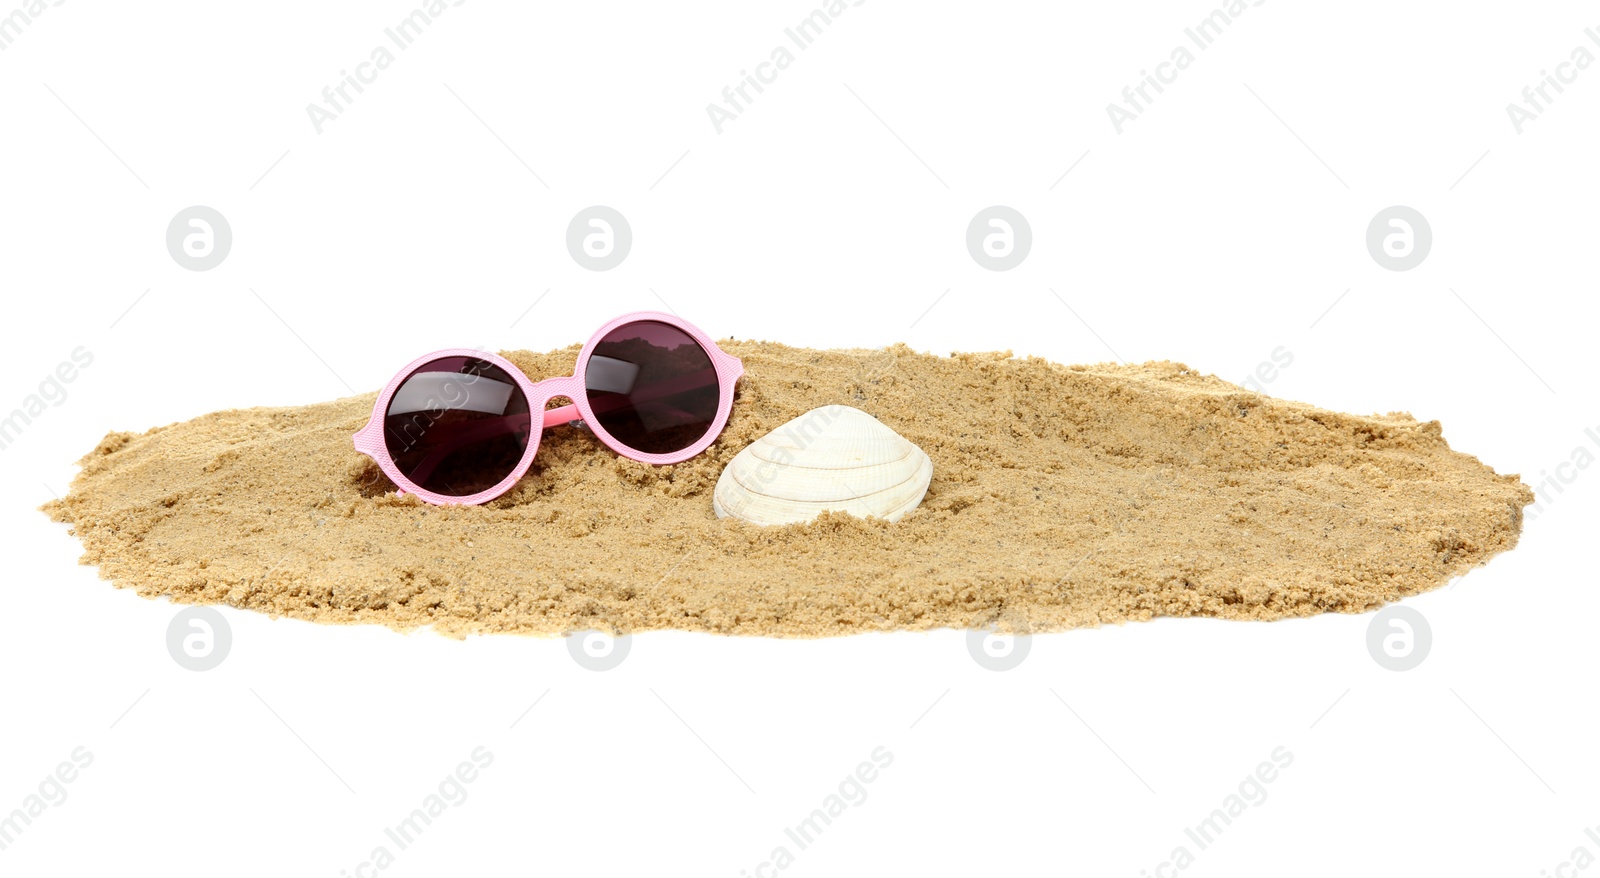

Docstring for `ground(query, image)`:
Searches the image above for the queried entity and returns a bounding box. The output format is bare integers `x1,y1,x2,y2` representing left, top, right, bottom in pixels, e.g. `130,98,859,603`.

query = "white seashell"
713,405,932,526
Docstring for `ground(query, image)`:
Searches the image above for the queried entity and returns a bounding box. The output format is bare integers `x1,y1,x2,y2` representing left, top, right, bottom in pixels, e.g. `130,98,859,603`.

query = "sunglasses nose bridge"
526,373,583,406
527,374,586,430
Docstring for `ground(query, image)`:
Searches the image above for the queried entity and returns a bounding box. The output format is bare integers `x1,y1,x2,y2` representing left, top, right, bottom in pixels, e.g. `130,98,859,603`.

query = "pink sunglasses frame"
353,311,744,506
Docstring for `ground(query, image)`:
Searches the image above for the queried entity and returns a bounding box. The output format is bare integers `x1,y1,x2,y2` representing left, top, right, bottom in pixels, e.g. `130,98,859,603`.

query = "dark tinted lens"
383,357,531,497
585,321,719,455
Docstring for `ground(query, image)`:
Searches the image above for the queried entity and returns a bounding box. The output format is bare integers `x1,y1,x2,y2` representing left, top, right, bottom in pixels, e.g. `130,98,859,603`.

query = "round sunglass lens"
383,357,531,497
584,322,719,455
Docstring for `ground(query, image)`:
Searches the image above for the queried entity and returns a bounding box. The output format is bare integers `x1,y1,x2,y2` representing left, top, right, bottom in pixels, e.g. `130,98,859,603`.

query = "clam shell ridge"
713,405,933,526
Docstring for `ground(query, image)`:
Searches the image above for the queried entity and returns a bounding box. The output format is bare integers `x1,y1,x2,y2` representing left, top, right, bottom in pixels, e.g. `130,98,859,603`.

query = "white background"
2,1,1597,875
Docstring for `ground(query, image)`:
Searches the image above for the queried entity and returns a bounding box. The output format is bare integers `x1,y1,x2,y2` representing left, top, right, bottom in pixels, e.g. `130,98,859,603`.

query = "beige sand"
43,342,1532,638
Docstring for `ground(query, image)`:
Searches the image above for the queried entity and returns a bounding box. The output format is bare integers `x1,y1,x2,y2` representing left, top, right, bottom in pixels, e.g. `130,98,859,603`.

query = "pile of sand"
43,341,1532,638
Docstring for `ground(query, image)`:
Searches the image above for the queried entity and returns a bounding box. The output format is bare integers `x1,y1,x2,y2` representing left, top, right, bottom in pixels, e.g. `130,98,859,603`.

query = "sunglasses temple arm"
543,404,580,428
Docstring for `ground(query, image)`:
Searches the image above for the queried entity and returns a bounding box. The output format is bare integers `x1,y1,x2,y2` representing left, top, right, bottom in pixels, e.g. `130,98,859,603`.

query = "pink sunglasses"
354,312,743,505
